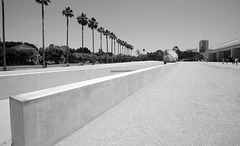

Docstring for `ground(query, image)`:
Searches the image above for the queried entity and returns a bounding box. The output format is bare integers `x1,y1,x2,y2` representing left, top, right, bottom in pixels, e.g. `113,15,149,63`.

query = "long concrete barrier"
0,61,162,100
9,63,176,146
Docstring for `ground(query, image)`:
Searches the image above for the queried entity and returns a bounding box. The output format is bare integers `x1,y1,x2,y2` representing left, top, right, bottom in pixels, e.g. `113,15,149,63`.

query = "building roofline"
210,38,240,50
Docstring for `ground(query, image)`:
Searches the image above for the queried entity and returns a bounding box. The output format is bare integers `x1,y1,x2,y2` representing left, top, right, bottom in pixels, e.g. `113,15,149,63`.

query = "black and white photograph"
0,0,240,145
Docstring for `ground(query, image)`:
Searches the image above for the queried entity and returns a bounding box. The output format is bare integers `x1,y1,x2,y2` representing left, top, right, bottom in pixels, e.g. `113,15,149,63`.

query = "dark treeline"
135,46,203,62
0,41,203,66
0,41,134,65
0,41,37,49
0,41,38,65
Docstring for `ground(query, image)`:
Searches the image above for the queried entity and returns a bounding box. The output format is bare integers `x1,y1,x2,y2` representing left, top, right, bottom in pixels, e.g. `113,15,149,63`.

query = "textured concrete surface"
0,61,162,100
0,61,162,146
1,62,240,146
0,100,11,146
56,62,240,146
9,63,174,146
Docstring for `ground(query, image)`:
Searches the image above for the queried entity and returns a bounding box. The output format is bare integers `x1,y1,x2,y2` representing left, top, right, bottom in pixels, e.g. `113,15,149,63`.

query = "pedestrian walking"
235,58,238,66
222,58,225,64
226,59,229,64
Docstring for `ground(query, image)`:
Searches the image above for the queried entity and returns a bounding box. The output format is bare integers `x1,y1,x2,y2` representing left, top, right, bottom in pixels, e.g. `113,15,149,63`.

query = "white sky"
1,0,240,54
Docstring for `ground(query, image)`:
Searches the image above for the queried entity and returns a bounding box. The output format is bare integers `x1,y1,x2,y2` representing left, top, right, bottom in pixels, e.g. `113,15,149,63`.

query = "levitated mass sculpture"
163,49,178,64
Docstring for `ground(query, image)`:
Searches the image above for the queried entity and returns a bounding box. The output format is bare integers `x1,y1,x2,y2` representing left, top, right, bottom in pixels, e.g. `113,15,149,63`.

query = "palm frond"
35,0,51,6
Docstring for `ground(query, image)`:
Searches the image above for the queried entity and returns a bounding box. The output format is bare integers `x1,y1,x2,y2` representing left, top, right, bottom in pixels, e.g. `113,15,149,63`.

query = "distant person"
222,58,225,64
226,59,229,64
231,57,235,64
235,58,238,66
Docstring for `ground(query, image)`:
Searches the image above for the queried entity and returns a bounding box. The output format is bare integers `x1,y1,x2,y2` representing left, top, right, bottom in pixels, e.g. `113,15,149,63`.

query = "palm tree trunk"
111,38,113,63
2,0,6,71
42,2,46,68
100,32,102,64
114,39,116,63
92,29,95,65
106,35,108,63
120,44,122,62
117,43,119,62
66,16,69,64
82,25,84,64
114,39,116,55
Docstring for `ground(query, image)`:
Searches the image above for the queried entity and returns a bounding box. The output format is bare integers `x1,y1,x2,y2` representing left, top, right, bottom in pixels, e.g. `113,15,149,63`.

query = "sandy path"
56,62,240,146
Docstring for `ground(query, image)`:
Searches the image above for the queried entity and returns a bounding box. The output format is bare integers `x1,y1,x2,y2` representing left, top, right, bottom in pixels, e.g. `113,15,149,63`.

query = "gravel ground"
56,62,240,146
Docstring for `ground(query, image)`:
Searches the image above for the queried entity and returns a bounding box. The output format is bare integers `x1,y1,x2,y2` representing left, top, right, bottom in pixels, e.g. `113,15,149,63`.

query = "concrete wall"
0,61,161,100
9,63,176,146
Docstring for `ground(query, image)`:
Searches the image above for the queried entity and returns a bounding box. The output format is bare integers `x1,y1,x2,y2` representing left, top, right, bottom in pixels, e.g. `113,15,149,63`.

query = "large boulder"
163,49,178,64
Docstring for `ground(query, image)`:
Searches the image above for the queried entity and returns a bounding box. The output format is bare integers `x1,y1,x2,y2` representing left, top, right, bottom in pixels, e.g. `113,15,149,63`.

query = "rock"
163,49,178,64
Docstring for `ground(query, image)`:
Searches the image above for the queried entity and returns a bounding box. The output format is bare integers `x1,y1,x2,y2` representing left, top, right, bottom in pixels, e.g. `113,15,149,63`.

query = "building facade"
199,40,209,53
200,38,240,62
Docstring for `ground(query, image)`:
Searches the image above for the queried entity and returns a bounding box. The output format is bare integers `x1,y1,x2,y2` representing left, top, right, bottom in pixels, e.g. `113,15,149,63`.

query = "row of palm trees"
75,12,134,64
1,0,134,70
38,0,134,66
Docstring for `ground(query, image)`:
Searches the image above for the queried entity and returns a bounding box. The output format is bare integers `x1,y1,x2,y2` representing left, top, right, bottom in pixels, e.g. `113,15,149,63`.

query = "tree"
88,17,98,64
136,49,140,57
40,44,63,64
113,34,117,62
77,13,88,64
2,0,6,70
103,29,110,63
62,7,74,64
117,39,121,55
109,32,115,62
76,47,91,54
35,0,51,68
97,27,104,63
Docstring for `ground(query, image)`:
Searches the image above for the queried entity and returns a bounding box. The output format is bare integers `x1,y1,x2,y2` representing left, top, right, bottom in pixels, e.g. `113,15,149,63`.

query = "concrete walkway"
1,62,240,146
56,62,240,146
0,61,162,146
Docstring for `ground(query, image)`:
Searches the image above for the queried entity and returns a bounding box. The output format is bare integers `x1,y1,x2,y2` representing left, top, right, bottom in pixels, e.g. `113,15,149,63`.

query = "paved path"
0,62,163,76
0,61,162,146
56,62,240,146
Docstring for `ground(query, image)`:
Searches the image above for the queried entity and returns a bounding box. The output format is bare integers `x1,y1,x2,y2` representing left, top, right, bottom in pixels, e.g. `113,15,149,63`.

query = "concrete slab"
0,99,11,146
0,61,162,145
9,63,174,146
0,61,162,100
55,62,240,146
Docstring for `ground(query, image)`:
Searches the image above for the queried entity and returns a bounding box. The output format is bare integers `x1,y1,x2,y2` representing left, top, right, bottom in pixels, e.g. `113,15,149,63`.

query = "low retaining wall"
9,63,176,146
0,61,161,100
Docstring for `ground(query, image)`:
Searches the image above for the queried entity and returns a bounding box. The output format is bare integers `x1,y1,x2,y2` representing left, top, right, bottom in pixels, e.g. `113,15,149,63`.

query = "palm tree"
77,13,88,64
109,32,114,63
1,0,6,71
103,29,110,63
62,7,74,64
97,27,104,63
113,35,117,62
116,39,120,62
117,39,123,62
35,0,51,68
122,41,126,55
88,17,98,65
117,39,120,55
130,45,134,57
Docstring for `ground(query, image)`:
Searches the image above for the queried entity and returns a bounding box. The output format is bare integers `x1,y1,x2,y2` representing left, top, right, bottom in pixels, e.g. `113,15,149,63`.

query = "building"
200,38,240,62
199,40,209,53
